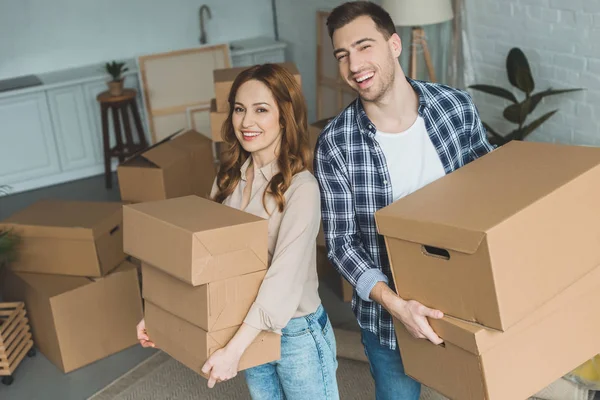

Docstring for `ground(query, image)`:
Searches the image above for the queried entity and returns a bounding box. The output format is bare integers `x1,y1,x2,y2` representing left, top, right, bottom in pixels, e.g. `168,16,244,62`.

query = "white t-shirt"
374,116,446,202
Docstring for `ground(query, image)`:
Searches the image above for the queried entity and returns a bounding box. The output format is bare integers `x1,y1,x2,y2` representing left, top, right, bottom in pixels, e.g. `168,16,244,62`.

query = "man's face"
332,15,401,103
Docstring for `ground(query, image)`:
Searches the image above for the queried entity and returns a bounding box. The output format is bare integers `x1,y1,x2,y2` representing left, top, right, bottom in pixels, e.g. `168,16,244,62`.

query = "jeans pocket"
282,327,310,338
320,319,337,361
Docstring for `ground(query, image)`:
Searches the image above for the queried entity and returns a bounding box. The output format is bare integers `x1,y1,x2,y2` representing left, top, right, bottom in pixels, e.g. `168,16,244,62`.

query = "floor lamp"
382,0,454,82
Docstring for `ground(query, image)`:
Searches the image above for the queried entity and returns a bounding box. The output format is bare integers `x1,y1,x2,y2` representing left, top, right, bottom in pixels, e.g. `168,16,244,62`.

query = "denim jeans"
244,304,339,399
361,329,421,400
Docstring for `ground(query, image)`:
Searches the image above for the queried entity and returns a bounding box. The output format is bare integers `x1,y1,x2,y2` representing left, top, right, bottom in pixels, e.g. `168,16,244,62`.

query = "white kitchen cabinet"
46,84,97,172
0,92,60,185
0,36,287,194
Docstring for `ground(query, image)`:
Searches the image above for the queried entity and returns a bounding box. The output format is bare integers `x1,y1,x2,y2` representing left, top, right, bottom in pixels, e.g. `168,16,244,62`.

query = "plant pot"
107,79,124,96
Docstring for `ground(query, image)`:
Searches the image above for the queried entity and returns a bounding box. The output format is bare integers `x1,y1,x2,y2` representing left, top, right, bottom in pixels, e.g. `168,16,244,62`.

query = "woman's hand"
136,319,156,348
201,346,243,388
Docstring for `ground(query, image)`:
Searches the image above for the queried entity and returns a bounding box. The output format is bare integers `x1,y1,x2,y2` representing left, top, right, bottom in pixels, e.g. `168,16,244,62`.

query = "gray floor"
0,173,358,400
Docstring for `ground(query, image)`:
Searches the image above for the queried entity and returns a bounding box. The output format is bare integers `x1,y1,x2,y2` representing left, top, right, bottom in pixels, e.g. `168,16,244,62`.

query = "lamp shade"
381,0,454,27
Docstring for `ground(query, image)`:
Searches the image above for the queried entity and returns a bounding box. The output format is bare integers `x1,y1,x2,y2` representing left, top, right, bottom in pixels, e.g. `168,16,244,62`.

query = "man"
313,2,495,399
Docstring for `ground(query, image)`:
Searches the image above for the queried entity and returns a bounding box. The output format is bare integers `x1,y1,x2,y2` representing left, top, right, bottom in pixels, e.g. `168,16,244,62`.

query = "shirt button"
383,180,388,184
368,124,373,129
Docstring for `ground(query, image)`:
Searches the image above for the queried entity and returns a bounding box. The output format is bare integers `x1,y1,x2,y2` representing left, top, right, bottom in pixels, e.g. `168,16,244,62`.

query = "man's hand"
370,282,444,345
136,319,156,348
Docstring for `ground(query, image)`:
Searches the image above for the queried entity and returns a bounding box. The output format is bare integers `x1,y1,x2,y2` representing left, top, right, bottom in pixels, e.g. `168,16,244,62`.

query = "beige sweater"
210,158,322,333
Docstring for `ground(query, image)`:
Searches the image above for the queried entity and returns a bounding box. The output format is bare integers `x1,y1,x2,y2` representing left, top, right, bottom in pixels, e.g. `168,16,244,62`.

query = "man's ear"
389,32,402,58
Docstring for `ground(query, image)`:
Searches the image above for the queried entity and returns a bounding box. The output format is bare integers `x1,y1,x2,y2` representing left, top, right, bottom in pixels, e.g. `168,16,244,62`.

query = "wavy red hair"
212,64,311,213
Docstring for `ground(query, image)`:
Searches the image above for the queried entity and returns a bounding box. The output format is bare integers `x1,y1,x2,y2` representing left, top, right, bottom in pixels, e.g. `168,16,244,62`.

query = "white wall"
0,0,273,79
465,0,600,146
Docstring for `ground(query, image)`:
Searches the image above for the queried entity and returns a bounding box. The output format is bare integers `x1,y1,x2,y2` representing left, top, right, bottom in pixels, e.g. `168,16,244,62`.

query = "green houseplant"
104,61,129,96
469,47,583,146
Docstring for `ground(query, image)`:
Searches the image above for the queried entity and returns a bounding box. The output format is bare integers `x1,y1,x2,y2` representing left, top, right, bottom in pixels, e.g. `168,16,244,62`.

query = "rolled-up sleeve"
244,179,321,332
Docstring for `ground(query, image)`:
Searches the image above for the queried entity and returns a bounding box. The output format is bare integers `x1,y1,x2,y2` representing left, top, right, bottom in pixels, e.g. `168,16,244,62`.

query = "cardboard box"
1,199,126,277
213,62,302,113
117,130,216,203
145,301,280,377
209,99,227,142
141,262,266,331
375,141,600,331
394,263,600,400
123,195,268,286
0,260,143,373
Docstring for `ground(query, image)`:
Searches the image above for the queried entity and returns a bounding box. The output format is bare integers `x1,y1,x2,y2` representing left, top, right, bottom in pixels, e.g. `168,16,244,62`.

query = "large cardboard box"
1,200,126,277
145,301,280,377
0,261,143,373
375,141,600,331
213,62,301,113
124,195,268,286
141,262,266,331
209,98,227,142
394,263,600,400
117,130,215,203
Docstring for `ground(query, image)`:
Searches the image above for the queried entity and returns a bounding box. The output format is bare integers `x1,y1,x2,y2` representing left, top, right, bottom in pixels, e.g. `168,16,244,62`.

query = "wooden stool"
96,88,148,188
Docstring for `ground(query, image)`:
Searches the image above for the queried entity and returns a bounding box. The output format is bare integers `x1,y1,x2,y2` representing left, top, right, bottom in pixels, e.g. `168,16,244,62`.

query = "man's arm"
313,135,443,344
313,137,387,301
466,93,496,159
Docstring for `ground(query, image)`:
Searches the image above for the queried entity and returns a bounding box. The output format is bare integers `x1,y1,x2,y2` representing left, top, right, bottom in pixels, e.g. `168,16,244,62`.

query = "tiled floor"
0,173,358,400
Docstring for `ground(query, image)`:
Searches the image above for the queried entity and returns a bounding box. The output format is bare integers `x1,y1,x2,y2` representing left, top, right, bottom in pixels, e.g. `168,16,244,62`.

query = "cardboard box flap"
376,141,600,240
14,271,91,298
214,62,300,83
126,195,265,233
375,215,486,254
141,140,187,168
429,262,600,356
169,130,213,153
122,129,183,166
2,200,123,240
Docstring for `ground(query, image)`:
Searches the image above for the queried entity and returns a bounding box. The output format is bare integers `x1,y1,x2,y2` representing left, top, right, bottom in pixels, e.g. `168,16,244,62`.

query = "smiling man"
312,2,495,399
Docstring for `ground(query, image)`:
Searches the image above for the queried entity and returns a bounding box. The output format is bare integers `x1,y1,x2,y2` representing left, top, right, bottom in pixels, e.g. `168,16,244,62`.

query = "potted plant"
469,48,584,146
104,61,129,96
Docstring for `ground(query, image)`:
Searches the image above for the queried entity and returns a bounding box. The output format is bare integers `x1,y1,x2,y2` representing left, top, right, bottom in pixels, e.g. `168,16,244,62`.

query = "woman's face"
231,79,282,160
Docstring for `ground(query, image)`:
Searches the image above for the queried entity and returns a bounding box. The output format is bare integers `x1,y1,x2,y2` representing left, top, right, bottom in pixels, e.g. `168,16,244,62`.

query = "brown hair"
212,64,311,213
326,1,396,40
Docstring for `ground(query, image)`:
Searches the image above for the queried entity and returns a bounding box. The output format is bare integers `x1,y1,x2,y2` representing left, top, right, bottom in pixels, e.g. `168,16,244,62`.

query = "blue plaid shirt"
313,78,495,349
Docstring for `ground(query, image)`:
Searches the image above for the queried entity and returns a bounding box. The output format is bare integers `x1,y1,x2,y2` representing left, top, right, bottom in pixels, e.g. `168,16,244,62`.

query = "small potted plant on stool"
104,61,129,96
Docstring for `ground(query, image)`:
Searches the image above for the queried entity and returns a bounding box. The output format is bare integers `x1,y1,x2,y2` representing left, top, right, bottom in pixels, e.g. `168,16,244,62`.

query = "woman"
137,63,339,399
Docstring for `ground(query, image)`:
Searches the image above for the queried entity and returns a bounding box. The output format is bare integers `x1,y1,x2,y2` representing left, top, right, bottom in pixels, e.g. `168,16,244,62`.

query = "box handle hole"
110,225,120,235
422,245,450,260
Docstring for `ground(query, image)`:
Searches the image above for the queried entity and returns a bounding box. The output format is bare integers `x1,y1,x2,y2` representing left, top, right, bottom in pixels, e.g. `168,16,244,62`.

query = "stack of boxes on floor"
375,140,600,400
122,195,280,376
0,200,143,373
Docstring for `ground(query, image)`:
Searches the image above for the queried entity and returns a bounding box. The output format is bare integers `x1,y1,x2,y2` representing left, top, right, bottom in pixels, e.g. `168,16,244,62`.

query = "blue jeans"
361,329,421,400
244,304,339,399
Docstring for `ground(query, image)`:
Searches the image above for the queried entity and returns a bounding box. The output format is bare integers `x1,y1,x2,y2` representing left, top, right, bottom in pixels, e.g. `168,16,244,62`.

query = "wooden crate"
0,302,33,377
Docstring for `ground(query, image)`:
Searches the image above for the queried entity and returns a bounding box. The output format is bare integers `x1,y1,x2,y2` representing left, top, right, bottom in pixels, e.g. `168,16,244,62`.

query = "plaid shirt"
313,78,495,350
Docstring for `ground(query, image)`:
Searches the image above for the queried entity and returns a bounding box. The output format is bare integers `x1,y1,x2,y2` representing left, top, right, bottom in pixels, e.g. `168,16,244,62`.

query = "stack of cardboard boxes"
123,195,280,376
375,140,600,400
0,200,143,373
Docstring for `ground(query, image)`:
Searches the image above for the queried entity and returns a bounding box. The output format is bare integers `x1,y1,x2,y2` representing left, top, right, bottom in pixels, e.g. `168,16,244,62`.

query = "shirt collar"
354,77,431,137
240,157,279,182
